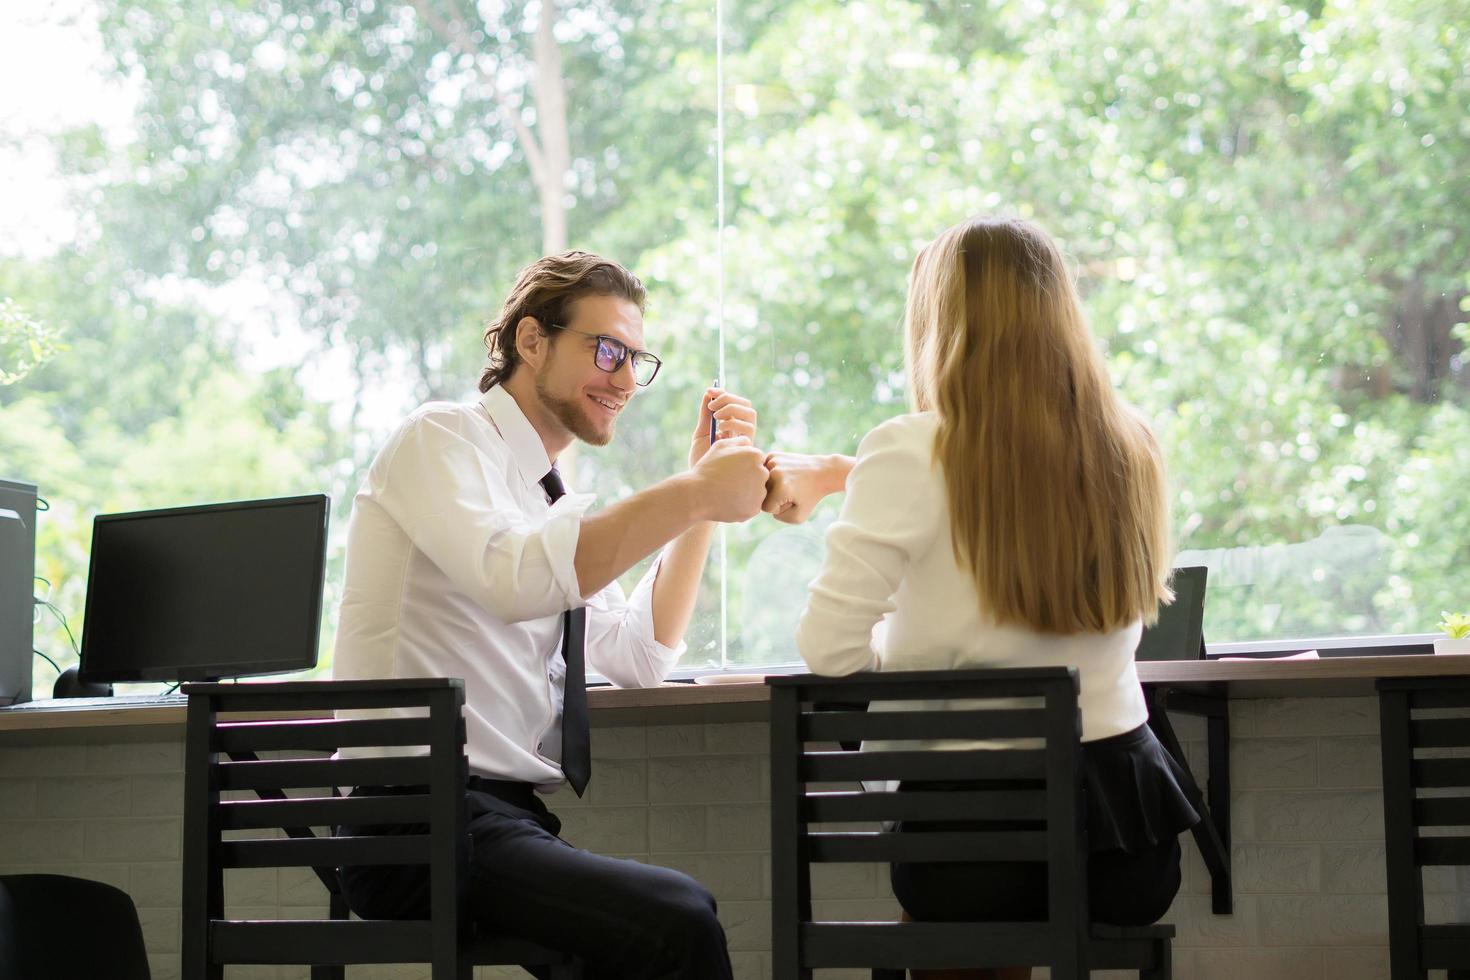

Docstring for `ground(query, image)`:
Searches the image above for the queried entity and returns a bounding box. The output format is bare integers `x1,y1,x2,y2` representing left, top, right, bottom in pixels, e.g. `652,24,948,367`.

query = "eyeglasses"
547,323,662,387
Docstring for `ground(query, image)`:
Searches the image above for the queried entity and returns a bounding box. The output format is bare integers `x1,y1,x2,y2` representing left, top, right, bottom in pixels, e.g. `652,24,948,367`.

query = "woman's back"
795,411,1147,743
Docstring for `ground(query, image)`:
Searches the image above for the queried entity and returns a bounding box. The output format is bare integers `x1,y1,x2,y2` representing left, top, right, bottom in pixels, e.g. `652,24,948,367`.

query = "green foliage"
4,0,1468,680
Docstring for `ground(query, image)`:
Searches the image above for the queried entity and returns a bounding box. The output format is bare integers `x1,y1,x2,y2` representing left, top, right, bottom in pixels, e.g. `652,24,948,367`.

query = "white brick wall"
0,697,1454,979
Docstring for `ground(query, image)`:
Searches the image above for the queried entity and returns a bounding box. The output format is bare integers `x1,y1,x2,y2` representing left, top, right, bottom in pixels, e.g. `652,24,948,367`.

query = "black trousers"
336,779,733,980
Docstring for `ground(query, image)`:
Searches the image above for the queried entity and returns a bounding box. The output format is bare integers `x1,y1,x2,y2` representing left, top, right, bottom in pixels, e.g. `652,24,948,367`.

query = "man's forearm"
573,472,705,599
650,520,716,647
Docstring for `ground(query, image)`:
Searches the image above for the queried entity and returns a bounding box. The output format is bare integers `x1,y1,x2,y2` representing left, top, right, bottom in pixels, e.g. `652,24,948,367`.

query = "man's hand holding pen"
687,385,767,523
689,384,757,468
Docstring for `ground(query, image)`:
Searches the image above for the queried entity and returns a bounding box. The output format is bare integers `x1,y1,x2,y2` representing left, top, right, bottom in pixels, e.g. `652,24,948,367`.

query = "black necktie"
540,466,591,797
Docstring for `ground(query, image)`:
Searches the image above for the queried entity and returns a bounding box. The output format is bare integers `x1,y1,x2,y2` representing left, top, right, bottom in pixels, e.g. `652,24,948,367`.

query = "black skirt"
889,722,1201,926
1081,721,1201,853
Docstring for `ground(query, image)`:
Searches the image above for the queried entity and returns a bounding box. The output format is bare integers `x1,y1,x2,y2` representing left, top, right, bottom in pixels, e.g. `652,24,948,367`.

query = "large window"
3,0,1467,690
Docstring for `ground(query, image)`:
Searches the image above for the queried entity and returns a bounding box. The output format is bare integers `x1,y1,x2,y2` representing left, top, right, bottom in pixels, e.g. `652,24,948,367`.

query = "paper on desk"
1215,650,1320,661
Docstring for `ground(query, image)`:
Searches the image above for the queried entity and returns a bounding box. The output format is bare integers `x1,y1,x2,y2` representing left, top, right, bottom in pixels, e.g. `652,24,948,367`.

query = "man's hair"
478,251,647,393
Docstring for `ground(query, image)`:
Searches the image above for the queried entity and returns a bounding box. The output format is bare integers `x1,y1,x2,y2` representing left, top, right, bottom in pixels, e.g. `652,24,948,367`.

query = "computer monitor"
1135,565,1208,662
0,479,38,705
78,494,330,684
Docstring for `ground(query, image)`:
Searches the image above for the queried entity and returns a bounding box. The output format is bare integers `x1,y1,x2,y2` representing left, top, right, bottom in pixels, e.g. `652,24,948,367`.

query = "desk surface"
2,654,1468,734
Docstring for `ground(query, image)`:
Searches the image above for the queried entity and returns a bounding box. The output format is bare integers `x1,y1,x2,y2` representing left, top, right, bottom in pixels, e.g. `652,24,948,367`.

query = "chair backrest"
0,873,152,980
767,666,1086,978
1377,676,1470,973
181,678,469,975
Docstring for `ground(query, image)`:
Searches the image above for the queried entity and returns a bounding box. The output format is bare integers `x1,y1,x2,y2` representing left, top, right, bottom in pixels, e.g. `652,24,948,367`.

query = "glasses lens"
594,337,626,373
633,353,660,386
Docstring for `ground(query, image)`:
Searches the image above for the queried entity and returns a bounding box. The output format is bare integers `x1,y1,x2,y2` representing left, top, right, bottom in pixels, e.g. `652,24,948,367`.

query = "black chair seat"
0,873,152,980
207,918,573,969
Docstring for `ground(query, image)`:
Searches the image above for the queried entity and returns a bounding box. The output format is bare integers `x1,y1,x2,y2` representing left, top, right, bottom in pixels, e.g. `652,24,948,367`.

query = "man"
332,251,768,978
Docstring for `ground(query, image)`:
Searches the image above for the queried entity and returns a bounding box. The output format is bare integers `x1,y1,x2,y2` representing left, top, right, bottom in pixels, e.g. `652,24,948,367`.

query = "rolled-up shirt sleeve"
373,411,592,624
585,553,684,689
796,414,943,676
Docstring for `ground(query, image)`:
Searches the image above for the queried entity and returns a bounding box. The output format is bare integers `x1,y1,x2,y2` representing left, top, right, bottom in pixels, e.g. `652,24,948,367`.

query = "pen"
709,377,720,445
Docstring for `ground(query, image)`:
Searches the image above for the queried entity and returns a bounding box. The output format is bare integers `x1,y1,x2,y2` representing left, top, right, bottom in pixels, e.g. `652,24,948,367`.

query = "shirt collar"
480,384,556,493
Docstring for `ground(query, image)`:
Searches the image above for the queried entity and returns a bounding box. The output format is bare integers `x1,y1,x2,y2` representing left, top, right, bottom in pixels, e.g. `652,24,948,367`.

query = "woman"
764,216,1198,980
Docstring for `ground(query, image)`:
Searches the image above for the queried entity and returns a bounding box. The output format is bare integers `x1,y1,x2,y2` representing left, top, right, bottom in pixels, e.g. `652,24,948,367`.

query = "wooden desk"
1137,653,1470,697
5,654,1465,735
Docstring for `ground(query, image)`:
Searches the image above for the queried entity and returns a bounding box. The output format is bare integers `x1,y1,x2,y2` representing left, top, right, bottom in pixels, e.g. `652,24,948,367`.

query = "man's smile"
588,394,624,415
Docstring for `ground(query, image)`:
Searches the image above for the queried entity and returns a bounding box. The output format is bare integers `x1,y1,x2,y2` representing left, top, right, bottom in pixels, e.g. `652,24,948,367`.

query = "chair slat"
211,920,432,964
1411,718,1470,748
214,717,434,753
1413,797,1470,827
1089,924,1176,940
219,793,431,830
1417,836,1470,866
215,755,428,791
1086,933,1172,971
807,830,1046,863
186,678,461,714
221,833,430,869
801,709,1047,744
1412,758,1470,789
804,789,1046,824
800,922,1055,969
1408,688,1470,710
784,678,1060,705
210,691,439,713
801,749,1045,783
1419,924,1470,969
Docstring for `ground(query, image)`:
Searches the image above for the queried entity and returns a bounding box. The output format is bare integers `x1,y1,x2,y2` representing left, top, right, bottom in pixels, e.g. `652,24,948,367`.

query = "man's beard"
536,370,615,447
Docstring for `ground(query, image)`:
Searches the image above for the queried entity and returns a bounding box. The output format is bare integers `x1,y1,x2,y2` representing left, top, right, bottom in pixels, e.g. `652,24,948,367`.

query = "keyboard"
0,693,188,712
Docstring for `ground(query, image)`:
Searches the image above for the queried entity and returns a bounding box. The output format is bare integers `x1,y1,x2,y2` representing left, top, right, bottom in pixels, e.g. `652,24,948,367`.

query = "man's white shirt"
333,384,683,790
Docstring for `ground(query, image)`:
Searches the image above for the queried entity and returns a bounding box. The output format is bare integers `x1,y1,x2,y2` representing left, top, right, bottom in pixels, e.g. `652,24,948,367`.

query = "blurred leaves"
0,298,58,385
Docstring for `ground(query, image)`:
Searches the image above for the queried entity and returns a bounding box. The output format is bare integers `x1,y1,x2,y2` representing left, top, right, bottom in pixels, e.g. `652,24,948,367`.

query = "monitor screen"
78,494,330,683
1135,565,1208,662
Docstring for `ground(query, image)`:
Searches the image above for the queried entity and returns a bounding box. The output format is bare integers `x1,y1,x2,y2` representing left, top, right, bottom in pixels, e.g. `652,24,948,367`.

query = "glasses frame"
546,322,662,387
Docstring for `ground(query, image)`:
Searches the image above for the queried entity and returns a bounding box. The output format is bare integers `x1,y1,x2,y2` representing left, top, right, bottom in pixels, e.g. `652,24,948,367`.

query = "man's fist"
691,437,769,523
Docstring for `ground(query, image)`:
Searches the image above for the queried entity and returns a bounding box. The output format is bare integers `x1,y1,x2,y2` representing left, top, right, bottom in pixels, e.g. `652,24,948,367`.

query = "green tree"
6,0,1468,671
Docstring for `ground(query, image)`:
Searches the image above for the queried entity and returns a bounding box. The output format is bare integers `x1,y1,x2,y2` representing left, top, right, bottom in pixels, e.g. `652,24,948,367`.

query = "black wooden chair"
181,677,580,979
768,667,1174,979
1378,676,1470,980
0,873,152,980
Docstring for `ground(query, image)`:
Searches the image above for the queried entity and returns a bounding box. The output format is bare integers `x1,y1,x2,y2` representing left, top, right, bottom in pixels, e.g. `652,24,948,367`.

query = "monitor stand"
52,666,113,699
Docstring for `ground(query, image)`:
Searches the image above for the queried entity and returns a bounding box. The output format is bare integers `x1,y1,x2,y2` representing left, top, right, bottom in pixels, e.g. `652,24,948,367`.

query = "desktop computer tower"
0,479,37,705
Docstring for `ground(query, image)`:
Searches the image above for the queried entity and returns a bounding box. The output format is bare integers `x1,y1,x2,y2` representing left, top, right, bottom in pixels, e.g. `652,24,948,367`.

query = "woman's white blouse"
795,412,1148,743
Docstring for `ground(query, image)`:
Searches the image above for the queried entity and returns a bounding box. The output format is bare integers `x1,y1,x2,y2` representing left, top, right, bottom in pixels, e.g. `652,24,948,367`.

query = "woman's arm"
795,417,941,675
761,452,856,524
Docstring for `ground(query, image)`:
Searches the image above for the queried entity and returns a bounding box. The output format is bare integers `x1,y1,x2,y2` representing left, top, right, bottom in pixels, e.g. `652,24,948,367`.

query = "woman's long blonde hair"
904,216,1172,633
